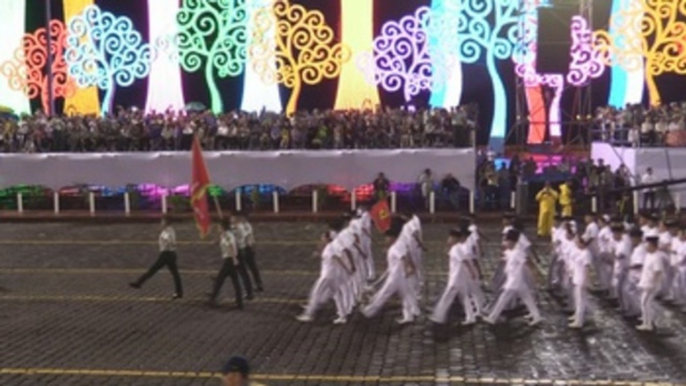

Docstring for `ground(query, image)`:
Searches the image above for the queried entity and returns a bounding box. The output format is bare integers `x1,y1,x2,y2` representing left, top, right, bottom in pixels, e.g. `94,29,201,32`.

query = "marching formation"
124,205,684,334
294,208,684,333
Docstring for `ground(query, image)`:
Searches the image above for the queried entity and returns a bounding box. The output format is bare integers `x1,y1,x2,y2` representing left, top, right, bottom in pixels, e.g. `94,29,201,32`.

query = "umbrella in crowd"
185,102,206,112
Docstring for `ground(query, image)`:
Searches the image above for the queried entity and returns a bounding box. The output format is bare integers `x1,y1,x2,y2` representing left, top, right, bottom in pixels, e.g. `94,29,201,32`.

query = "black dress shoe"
129,282,141,289
172,293,183,300
244,294,254,301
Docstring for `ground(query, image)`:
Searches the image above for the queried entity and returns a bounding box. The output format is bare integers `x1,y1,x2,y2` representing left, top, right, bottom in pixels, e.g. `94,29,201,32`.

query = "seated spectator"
221,356,265,386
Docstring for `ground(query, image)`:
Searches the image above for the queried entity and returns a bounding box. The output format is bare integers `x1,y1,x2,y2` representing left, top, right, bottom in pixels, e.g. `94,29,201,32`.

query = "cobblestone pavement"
1,222,686,386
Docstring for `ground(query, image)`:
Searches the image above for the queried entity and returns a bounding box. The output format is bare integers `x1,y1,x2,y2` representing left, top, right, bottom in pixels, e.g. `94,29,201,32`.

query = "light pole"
45,0,55,116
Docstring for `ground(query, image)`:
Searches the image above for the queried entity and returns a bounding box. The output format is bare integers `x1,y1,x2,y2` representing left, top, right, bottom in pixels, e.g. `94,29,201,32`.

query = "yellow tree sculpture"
250,0,351,115
594,0,686,106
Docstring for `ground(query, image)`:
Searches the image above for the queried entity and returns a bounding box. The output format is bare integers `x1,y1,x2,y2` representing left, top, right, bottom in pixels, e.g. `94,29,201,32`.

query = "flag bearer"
129,215,183,299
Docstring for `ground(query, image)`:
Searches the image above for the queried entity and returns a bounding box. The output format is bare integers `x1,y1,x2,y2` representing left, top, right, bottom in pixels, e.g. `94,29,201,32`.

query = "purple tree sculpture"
567,15,605,86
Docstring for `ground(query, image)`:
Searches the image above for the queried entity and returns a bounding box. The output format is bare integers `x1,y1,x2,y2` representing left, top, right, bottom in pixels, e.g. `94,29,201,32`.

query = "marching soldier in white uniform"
637,235,665,331
430,228,481,325
362,224,419,325
568,235,592,328
484,229,543,326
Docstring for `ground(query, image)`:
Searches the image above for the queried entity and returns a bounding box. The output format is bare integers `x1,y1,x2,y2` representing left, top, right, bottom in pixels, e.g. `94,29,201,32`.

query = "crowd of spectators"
0,105,478,153
594,102,686,147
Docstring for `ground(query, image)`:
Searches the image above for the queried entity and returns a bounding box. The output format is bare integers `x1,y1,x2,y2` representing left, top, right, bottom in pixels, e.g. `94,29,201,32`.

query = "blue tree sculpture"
65,5,152,115
456,0,521,147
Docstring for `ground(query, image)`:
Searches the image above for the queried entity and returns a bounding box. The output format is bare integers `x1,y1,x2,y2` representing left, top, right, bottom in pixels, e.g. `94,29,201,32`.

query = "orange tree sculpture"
0,20,75,114
249,0,351,116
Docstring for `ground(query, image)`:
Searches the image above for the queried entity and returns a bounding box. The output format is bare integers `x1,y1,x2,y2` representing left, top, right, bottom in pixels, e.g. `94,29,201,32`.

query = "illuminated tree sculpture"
456,0,521,144
0,20,75,114
594,0,686,106
428,0,463,108
250,0,351,116
567,15,605,86
65,5,152,115
358,7,439,103
177,0,249,113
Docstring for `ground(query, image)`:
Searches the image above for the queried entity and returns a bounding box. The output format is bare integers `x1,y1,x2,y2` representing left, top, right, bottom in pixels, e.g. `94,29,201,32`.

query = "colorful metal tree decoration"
0,20,75,114
250,0,351,116
358,7,445,103
567,15,606,86
594,0,686,106
177,0,250,113
65,5,152,115
456,0,521,144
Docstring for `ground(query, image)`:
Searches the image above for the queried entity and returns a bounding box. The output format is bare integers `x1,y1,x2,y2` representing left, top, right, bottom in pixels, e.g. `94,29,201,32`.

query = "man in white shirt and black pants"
232,213,255,300
641,168,656,210
208,219,244,310
129,215,183,299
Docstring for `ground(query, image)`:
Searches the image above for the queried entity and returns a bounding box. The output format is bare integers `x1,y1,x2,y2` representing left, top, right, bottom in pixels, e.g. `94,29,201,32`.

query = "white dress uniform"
362,239,419,323
569,246,592,327
486,247,542,324
638,249,665,329
584,221,608,290
359,211,375,280
658,231,674,296
465,224,486,306
332,227,359,313
400,216,422,297
674,239,686,305
548,224,566,289
301,242,350,322
347,218,368,294
431,241,479,324
627,243,648,316
609,234,632,308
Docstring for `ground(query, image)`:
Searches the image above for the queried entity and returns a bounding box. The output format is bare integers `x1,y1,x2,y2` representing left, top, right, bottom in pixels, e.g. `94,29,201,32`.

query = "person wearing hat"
430,228,481,325
345,211,371,303
609,223,632,312
362,223,419,325
626,228,647,318
535,182,559,238
356,206,376,281
484,229,543,326
297,224,355,324
462,214,486,280
208,219,244,310
596,214,614,293
559,180,574,217
582,212,608,292
129,215,183,299
330,216,362,318
548,214,566,291
221,356,265,386
568,235,592,328
639,212,658,241
636,235,665,331
398,210,425,301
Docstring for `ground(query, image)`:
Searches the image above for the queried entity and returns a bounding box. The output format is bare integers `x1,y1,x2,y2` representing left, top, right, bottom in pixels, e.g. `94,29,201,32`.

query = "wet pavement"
0,222,685,386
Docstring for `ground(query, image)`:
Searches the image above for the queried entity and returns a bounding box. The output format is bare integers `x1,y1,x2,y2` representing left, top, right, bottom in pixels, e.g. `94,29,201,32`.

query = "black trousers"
210,258,243,308
643,191,656,210
242,246,263,289
236,251,253,296
135,251,183,295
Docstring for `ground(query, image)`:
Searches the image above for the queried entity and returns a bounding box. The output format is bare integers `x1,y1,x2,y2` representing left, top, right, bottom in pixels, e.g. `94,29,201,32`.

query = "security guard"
536,182,559,238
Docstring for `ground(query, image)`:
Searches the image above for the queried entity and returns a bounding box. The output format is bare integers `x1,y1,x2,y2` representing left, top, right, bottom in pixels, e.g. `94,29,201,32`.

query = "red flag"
370,199,392,233
191,136,211,238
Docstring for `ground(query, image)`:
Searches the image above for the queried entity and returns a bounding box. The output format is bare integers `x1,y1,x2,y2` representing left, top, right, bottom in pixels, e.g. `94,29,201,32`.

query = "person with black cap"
637,234,665,331
484,229,542,326
208,219,243,310
430,228,481,325
398,210,425,301
220,356,265,386
129,215,183,299
609,222,632,311
362,222,419,325
331,214,364,315
297,223,355,324
568,234,592,329
582,212,608,292
626,228,647,317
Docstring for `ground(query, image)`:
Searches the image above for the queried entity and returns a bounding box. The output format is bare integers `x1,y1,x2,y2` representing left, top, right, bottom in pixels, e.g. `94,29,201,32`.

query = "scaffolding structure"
507,0,595,150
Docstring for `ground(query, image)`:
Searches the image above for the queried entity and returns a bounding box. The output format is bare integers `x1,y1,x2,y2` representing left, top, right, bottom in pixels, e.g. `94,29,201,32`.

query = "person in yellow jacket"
559,180,573,217
536,182,559,238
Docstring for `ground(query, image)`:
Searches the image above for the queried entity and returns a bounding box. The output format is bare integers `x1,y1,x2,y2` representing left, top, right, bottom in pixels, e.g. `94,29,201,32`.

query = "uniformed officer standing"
208,219,244,310
129,215,183,299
